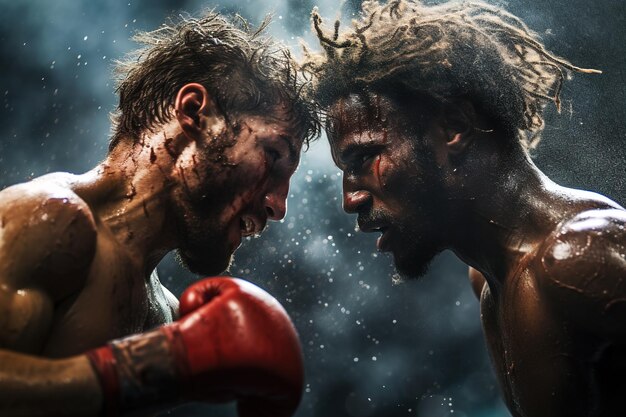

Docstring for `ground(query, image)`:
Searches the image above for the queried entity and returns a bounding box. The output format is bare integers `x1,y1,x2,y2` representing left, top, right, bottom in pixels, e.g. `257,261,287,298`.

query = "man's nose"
343,190,371,214
342,174,373,214
265,181,289,221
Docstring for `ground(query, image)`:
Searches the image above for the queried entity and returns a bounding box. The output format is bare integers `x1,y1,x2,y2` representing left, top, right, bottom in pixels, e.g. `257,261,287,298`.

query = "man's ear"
174,83,222,140
442,99,478,156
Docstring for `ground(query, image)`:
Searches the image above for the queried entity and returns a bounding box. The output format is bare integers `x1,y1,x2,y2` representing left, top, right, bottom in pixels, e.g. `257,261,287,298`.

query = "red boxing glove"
86,277,304,417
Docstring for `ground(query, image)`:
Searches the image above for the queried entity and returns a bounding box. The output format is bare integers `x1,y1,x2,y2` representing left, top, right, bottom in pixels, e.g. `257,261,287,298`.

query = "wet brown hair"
304,0,599,148
110,11,320,151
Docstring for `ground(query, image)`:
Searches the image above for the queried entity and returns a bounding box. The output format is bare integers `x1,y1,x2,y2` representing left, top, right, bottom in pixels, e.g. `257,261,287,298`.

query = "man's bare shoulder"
535,208,626,336
539,208,626,275
0,177,98,298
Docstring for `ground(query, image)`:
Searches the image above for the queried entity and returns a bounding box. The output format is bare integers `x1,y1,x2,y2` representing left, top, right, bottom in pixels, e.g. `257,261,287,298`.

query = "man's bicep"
0,283,55,352
0,185,97,351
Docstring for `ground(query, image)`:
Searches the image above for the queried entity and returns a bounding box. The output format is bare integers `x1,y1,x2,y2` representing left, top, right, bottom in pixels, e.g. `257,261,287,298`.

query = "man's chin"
389,246,438,283
175,249,234,276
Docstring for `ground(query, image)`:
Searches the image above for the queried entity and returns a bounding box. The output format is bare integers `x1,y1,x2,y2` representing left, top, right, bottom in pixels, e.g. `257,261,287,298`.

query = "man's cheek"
377,154,402,190
378,155,421,208
229,165,272,210
231,160,270,193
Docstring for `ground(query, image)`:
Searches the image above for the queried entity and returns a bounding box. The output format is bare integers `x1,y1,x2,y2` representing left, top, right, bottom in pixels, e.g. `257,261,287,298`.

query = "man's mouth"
375,227,391,251
239,214,265,237
358,221,392,252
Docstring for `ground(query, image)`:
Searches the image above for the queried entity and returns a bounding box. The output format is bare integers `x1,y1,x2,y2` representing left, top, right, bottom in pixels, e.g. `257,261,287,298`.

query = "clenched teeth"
241,216,256,236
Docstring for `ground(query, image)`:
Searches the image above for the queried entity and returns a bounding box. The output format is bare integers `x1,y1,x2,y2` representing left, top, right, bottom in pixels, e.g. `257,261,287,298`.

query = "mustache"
356,208,393,231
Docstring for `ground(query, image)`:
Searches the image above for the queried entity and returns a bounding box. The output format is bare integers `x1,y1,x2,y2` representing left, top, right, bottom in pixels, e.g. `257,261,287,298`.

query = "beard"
167,136,263,276
392,142,449,281
387,217,443,282
171,195,237,276
359,160,447,283
175,240,234,276
358,206,442,282
389,236,442,283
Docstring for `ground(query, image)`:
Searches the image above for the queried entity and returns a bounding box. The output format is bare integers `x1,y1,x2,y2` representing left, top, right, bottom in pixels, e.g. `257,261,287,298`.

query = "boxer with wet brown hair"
307,1,625,416
0,12,318,417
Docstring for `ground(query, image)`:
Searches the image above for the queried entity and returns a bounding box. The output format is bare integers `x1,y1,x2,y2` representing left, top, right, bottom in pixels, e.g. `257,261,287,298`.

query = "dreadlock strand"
305,0,599,148
355,11,377,34
313,11,352,52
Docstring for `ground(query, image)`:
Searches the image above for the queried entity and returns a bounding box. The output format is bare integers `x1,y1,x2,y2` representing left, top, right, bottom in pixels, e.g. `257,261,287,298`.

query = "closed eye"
360,153,375,165
347,150,379,174
266,148,281,163
338,142,385,173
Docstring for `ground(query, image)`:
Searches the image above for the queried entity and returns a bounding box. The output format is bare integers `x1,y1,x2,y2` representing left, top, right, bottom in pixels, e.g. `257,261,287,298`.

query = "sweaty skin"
329,93,626,417
0,175,178,358
0,172,178,416
478,208,626,417
0,83,302,416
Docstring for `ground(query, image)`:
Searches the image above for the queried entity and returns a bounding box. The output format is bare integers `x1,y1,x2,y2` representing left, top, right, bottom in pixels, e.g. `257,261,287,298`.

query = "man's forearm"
0,349,102,416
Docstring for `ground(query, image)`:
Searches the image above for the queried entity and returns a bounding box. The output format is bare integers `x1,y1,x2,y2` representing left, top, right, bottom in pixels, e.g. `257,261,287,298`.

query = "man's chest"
41,243,173,358
480,269,593,417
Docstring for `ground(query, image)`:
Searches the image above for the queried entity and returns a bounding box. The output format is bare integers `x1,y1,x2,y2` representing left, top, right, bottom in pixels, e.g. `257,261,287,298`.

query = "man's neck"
448,149,586,290
73,126,182,276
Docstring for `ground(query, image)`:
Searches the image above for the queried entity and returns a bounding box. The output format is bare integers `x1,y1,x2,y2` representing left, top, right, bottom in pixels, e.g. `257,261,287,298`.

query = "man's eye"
360,153,375,165
356,153,377,170
266,149,281,165
346,152,376,174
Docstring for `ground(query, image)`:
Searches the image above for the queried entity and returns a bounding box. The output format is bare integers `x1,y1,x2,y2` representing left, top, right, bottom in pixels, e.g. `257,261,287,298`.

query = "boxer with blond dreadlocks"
306,1,625,416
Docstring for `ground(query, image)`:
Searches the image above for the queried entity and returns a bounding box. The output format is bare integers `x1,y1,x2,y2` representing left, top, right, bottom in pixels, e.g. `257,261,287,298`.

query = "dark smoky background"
0,0,624,416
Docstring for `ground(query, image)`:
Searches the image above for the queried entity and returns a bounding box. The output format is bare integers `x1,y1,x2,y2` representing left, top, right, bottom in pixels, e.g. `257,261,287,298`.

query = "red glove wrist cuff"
85,346,120,417
86,329,183,414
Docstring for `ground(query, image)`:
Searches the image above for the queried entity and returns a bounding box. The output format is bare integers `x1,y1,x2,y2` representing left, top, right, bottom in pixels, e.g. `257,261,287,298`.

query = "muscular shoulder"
0,180,97,299
536,209,626,335
539,209,626,280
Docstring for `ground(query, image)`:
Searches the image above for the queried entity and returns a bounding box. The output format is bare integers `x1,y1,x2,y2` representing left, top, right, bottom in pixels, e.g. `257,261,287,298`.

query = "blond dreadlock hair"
305,0,599,148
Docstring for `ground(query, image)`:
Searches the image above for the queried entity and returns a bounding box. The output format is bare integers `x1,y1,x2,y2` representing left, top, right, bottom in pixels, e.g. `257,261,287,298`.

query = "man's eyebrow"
337,142,377,165
278,134,299,163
